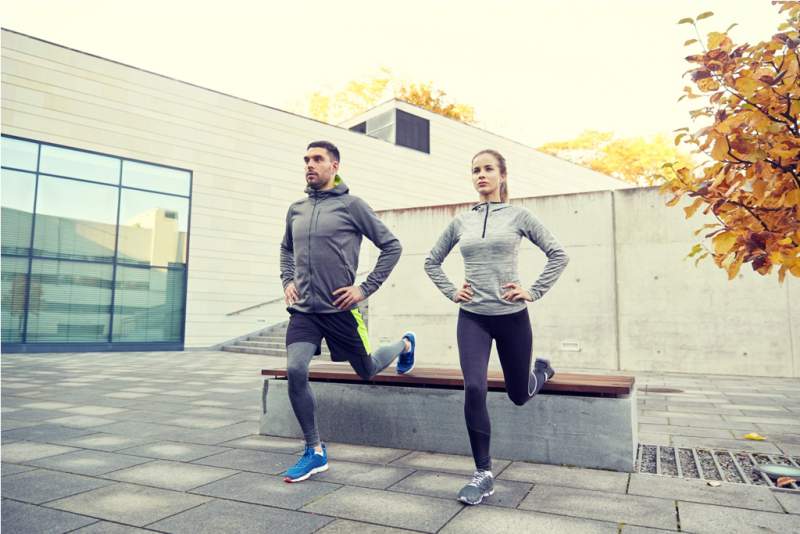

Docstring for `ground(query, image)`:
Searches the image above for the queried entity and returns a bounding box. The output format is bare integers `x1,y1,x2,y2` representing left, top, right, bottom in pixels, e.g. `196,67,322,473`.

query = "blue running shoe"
397,332,416,375
283,444,328,483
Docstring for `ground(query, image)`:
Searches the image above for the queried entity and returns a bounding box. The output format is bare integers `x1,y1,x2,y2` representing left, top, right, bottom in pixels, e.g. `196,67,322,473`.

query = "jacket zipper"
481,203,490,238
308,196,319,307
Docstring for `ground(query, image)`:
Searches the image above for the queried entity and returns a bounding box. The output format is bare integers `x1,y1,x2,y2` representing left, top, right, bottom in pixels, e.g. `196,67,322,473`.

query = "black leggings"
457,308,547,471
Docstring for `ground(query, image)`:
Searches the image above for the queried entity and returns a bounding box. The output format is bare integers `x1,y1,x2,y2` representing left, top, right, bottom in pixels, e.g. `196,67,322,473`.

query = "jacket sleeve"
424,219,460,301
347,198,402,298
517,209,569,301
279,207,295,289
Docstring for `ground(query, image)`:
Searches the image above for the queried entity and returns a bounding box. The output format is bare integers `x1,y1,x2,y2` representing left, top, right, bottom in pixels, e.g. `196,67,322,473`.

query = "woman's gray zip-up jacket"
424,202,569,316
280,178,402,314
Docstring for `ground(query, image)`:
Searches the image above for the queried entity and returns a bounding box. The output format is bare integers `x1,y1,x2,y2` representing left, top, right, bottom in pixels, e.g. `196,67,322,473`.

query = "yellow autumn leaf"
735,77,760,98
684,198,704,218
713,231,738,255
743,432,766,441
710,134,730,161
708,32,726,49
752,180,767,202
786,189,800,206
726,256,743,279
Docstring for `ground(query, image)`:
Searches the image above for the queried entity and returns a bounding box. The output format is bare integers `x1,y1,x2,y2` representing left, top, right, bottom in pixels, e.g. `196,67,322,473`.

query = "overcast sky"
1,1,784,146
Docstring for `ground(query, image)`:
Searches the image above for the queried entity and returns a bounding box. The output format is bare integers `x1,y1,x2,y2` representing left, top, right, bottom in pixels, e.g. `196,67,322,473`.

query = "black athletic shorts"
285,309,371,362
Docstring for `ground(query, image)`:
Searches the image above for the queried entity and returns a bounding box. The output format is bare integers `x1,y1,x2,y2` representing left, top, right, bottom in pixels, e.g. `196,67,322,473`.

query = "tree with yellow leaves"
305,69,475,125
663,2,800,281
538,131,694,186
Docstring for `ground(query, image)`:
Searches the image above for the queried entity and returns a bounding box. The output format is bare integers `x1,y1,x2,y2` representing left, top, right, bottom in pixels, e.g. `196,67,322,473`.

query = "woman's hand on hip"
501,282,533,302
453,282,474,303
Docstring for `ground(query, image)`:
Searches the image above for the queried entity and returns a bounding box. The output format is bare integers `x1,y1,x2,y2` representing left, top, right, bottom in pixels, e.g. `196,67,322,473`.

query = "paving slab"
313,459,413,490
1,462,38,476
2,424,96,443
519,485,677,530
301,486,462,533
62,406,128,416
1,499,97,533
52,433,154,452
2,468,114,504
118,441,228,462
620,528,679,533
71,521,154,533
498,461,629,493
389,451,510,476
148,498,333,534
190,471,339,509
670,436,782,454
389,470,531,508
678,501,800,534
1,442,78,463
324,442,411,465
178,422,255,445
46,482,211,527
639,424,735,439
102,460,237,491
439,505,619,534
192,448,298,474
315,519,419,533
772,490,800,514
628,474,782,512
28,450,152,476
218,435,305,454
160,417,236,429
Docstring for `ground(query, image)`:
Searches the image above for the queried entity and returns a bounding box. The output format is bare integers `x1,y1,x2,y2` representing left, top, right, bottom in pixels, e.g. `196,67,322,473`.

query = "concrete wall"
366,187,798,378
1,30,628,348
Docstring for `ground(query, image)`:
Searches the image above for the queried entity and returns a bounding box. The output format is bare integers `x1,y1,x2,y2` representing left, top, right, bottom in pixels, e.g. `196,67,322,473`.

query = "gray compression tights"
286,339,406,448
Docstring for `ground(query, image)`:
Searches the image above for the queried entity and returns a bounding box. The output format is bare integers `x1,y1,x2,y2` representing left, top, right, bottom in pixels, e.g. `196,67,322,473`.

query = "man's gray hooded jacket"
280,177,402,314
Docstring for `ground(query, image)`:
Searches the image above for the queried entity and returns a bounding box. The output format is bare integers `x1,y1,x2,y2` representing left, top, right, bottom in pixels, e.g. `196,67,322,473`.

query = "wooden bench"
260,364,637,472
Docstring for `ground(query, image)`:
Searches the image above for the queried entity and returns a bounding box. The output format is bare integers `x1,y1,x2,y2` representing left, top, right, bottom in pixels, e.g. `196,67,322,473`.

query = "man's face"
304,147,338,190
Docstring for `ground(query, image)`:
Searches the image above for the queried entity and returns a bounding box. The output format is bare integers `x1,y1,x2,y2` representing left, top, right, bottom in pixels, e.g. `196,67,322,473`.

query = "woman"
424,149,569,505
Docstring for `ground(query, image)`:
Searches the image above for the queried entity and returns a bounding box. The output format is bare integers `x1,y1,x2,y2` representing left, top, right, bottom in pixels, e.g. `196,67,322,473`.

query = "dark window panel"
396,110,430,153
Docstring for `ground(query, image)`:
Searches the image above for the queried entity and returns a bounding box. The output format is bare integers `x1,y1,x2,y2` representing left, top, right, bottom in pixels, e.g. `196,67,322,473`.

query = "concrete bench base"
260,378,637,472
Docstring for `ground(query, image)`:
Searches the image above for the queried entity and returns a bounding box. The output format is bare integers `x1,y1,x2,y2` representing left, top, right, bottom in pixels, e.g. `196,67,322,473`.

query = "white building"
1,29,629,353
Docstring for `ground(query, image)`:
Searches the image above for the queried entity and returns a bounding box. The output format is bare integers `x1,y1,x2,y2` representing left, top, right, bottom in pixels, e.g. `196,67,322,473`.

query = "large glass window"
122,160,191,196
0,135,192,350
1,256,29,343
2,137,39,171
117,189,189,267
1,169,36,255
33,175,119,261
112,266,185,342
39,144,120,185
25,259,113,343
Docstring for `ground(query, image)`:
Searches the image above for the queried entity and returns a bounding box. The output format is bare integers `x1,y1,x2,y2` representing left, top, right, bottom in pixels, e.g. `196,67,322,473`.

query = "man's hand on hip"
332,285,365,310
284,282,299,305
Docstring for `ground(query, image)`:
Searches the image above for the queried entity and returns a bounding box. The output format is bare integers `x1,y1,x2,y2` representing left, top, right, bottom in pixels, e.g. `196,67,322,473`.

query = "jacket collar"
471,201,510,212
306,175,349,198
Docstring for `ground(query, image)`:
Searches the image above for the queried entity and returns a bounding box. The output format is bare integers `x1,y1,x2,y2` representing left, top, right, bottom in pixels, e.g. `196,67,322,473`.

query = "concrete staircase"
221,321,331,359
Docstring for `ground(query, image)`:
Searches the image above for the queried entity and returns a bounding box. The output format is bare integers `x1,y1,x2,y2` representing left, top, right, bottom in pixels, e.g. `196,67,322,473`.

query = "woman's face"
472,152,504,200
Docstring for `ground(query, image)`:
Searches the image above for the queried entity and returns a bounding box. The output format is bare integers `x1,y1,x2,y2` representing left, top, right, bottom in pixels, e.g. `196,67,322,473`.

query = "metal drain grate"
636,444,800,491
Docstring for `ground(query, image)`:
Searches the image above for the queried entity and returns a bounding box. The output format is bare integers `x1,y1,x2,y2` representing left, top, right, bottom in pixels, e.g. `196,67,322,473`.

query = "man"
279,140,416,483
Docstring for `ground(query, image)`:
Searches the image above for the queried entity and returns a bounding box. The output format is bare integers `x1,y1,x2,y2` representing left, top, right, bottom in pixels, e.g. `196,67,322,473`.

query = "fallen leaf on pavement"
743,432,766,441
776,477,797,487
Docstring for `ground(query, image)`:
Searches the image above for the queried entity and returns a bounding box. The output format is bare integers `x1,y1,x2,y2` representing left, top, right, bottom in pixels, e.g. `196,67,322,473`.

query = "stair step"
238,341,285,349
224,345,331,358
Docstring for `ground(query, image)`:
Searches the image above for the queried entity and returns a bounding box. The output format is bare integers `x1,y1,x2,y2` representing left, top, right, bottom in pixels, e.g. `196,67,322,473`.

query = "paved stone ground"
2,351,799,533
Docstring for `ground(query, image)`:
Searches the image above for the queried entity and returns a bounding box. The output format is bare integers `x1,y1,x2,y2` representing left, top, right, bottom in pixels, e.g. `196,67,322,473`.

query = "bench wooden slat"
261,363,634,396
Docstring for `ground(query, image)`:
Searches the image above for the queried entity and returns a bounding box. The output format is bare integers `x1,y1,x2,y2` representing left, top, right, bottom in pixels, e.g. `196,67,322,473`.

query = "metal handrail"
225,270,370,316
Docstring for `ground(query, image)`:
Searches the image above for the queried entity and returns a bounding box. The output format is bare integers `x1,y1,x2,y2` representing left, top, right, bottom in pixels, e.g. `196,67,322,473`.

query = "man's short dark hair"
307,141,340,163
